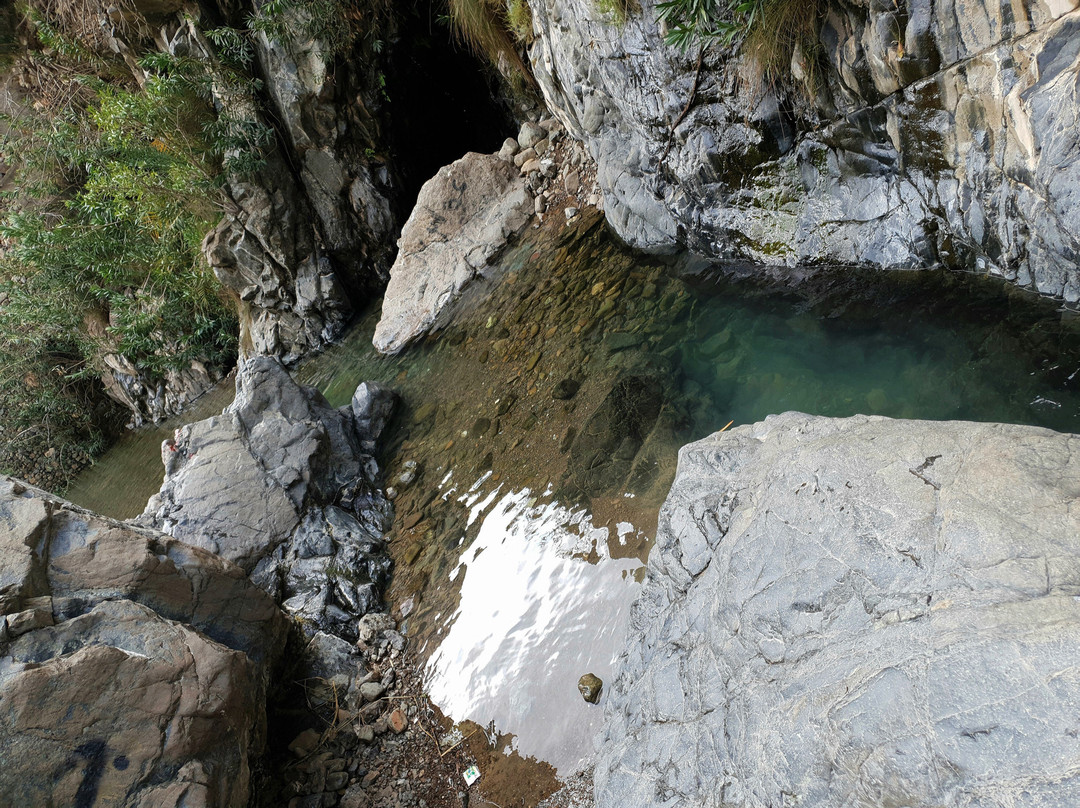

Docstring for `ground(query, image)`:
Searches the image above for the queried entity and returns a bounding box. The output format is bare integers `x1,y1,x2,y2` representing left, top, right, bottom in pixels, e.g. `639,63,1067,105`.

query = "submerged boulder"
0,476,286,807
596,413,1080,807
373,152,532,354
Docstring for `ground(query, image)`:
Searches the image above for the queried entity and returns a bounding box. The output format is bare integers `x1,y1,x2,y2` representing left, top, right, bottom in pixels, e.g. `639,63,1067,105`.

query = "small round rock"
578,673,603,704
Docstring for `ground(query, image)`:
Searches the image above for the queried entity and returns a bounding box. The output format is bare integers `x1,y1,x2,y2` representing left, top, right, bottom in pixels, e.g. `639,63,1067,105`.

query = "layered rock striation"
524,0,1080,300
373,151,533,354
596,412,1080,806
142,356,396,640
0,476,287,806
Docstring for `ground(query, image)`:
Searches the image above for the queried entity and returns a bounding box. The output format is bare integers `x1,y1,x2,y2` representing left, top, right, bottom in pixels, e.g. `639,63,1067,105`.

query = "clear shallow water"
62,378,236,518
424,478,642,772
65,216,1080,774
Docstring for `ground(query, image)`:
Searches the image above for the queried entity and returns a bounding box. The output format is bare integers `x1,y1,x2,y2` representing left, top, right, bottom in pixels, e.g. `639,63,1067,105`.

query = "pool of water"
66,213,1080,775
62,378,236,519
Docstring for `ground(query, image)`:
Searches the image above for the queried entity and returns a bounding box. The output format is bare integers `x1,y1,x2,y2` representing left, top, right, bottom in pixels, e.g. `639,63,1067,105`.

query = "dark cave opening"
384,2,518,213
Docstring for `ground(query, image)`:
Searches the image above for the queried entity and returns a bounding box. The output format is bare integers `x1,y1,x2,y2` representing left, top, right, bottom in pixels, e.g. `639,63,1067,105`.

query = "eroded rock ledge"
596,413,1080,806
525,0,1080,300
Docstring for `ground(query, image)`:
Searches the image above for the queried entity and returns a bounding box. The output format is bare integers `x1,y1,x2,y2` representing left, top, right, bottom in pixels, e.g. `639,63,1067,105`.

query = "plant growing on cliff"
656,0,825,86
0,23,246,482
244,0,393,61
446,0,534,82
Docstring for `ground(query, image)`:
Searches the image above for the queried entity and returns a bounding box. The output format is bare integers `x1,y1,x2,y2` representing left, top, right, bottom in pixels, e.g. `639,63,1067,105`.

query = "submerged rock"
596,413,1080,806
373,152,532,354
578,673,603,704
0,476,286,806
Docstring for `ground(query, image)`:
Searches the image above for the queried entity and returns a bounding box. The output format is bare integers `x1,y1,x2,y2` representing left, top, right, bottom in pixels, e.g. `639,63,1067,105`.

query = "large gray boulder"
373,152,533,354
596,413,1080,807
525,0,1080,300
0,476,287,807
142,356,394,639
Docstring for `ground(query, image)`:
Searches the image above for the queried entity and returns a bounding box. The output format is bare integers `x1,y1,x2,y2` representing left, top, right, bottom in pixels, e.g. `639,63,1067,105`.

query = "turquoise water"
674,267,1080,436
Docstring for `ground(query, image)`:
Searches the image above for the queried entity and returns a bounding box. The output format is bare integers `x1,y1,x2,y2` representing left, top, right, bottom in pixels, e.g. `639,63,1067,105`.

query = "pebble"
513,147,537,168
552,378,580,400
578,673,603,704
498,137,519,160
289,728,321,758
326,771,349,791
389,709,409,734
564,206,579,220
360,681,386,703
518,121,545,148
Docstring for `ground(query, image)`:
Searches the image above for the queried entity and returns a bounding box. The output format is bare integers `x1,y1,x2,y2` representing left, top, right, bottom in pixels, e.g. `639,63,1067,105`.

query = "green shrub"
241,0,392,61
0,25,265,481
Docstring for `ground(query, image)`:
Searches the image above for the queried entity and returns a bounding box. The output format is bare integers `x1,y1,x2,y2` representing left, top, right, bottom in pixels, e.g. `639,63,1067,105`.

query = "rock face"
101,354,226,427
525,0,1080,300
159,12,398,364
143,356,395,639
373,152,532,354
0,476,286,806
596,413,1080,807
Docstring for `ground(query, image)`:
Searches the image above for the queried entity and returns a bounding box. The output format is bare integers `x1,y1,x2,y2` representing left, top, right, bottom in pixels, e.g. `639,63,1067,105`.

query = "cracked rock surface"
596,412,1080,807
142,356,395,641
526,0,1080,300
374,152,532,355
0,476,287,807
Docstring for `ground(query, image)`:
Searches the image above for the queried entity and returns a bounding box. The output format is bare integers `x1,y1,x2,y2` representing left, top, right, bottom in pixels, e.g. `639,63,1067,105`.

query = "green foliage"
594,0,639,26
656,0,759,50
506,0,534,43
656,0,825,87
0,44,249,481
243,0,392,61
247,0,354,59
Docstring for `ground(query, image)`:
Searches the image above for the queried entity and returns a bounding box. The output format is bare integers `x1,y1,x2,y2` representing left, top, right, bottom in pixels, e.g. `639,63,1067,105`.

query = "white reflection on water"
423,482,644,773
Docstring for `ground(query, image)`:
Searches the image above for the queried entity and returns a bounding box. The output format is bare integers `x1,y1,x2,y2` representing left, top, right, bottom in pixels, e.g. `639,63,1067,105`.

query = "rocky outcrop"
373,152,533,354
150,7,401,365
142,356,395,640
595,413,1080,806
0,476,287,806
525,0,1080,300
101,353,226,427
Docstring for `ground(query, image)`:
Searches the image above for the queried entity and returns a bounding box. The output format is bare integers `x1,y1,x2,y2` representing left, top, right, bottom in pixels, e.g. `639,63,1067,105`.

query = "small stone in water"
578,673,603,703
552,378,580,400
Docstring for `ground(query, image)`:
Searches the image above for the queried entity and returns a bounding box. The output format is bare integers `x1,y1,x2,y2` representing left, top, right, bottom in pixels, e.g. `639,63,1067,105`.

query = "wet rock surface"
596,413,1080,806
142,356,394,640
526,0,1080,300
0,476,287,806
